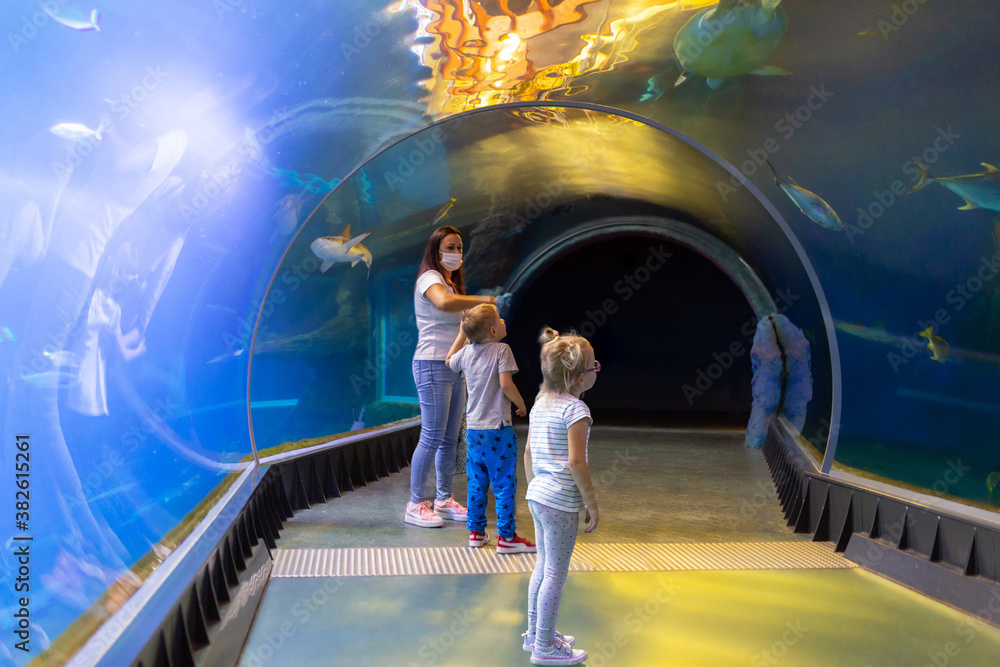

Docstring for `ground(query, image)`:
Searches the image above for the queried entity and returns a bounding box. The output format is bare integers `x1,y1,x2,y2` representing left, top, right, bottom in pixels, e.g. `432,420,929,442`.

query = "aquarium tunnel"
1,0,999,664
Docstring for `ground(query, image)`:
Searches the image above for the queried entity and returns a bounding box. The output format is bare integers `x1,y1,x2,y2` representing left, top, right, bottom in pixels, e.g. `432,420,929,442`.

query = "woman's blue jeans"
410,359,466,505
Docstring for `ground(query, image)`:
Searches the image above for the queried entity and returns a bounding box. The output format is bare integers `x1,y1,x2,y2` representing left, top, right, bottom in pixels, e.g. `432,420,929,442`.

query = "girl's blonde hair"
537,327,592,398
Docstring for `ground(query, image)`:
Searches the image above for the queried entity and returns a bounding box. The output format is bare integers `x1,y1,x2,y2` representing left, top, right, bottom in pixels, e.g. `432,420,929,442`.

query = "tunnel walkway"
238,428,1000,665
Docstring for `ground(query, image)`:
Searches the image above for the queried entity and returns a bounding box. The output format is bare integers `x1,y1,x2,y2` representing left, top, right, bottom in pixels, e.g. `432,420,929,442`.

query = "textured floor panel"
272,541,855,577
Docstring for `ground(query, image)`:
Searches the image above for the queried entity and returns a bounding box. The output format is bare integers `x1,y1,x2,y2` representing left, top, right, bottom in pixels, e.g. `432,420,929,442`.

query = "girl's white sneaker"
522,630,575,652
531,637,587,666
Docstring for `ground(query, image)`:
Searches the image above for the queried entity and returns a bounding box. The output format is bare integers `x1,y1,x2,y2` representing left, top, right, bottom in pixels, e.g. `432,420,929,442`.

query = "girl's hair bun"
538,327,559,345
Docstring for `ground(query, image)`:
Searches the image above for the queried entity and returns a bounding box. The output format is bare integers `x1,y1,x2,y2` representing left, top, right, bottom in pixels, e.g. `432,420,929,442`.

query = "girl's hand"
584,507,599,533
515,403,527,416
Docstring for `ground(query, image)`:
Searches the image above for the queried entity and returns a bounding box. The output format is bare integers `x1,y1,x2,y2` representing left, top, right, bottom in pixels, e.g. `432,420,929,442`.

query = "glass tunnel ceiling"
1,0,998,659
254,102,838,459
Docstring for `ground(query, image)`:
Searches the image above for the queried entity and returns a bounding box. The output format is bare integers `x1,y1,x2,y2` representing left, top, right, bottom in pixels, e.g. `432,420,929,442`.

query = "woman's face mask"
440,252,463,271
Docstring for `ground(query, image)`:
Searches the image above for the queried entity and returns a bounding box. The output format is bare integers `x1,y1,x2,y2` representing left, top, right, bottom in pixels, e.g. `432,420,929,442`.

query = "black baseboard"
763,418,1000,629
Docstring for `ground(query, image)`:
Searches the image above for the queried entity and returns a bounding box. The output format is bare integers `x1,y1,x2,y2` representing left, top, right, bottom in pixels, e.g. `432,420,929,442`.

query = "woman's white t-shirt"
525,393,592,513
413,270,462,361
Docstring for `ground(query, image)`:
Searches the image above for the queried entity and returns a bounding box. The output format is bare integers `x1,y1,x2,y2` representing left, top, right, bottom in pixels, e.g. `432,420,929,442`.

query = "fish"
273,190,309,238
20,369,80,389
50,120,108,142
987,471,1000,495
351,407,366,431
207,344,246,364
910,162,1000,213
986,470,1000,498
43,349,82,368
640,72,670,102
310,224,373,275
919,326,950,363
834,320,901,345
432,198,456,226
43,6,101,31
767,161,843,230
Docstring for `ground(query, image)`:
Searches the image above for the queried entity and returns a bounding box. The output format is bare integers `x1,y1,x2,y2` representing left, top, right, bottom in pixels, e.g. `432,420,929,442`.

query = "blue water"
0,0,997,659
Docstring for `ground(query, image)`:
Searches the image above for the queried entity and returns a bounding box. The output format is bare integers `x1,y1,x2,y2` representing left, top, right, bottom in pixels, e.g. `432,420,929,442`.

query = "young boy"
447,304,536,554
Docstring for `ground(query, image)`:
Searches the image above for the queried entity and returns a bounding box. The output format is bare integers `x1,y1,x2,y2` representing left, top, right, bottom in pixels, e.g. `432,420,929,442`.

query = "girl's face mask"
440,252,463,271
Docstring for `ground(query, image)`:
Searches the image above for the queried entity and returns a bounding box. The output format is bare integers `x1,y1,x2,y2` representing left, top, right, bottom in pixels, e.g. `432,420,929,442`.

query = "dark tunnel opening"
507,231,754,428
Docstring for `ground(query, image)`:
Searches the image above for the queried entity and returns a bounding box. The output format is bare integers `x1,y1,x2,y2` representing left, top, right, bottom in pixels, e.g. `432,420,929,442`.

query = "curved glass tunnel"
0,0,997,660
251,105,836,454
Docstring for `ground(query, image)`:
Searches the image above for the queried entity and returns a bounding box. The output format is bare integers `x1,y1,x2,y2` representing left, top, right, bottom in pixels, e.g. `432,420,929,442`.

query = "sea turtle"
673,0,790,90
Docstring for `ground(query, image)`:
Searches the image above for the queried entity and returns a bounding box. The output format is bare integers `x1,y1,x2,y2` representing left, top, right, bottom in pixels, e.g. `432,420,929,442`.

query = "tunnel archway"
504,222,762,427
250,101,841,467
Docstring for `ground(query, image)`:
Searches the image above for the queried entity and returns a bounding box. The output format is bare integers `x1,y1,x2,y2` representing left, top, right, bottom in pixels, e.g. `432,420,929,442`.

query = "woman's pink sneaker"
433,495,467,521
404,501,443,528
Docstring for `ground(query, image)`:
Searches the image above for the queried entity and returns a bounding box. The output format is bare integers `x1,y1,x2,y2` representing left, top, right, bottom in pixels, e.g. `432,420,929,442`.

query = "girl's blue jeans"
409,359,465,505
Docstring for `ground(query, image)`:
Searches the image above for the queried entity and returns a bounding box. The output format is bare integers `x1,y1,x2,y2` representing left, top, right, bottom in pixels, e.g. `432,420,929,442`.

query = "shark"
310,224,372,275
767,161,843,230
833,320,901,344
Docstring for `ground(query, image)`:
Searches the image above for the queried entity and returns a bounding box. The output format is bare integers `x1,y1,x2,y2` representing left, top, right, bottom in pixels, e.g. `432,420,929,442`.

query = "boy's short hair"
462,304,499,343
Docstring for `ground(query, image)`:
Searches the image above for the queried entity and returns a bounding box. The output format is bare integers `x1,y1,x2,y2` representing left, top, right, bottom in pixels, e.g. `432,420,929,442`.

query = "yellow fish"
432,198,456,226
987,471,1000,495
919,326,950,363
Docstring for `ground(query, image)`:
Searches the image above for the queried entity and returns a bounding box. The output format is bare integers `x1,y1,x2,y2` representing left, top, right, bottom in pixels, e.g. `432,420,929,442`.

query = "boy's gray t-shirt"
448,342,518,429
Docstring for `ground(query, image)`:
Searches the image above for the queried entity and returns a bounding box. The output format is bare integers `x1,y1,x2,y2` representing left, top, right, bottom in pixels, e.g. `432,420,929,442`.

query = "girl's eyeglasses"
583,361,601,373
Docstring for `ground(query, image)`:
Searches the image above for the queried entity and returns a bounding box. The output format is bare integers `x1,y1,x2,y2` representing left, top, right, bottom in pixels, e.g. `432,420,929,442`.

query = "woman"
406,226,497,528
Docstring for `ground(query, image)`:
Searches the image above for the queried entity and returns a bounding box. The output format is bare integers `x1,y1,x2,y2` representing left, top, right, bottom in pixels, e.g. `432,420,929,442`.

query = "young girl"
522,328,600,666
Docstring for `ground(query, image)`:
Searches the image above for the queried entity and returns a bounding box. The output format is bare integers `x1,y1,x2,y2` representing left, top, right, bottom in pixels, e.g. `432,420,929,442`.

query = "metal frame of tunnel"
249,100,843,471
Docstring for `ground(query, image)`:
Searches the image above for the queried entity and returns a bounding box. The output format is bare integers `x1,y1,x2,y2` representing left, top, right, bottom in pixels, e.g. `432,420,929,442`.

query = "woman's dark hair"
418,225,465,295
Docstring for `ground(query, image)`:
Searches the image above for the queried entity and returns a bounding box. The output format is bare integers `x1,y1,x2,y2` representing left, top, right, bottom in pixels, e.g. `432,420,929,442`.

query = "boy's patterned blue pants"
465,424,518,538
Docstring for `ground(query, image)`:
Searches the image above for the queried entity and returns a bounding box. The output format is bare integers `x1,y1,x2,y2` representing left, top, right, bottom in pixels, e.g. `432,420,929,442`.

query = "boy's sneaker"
531,637,587,666
404,501,443,528
497,533,536,554
469,530,489,548
522,630,575,652
433,495,467,521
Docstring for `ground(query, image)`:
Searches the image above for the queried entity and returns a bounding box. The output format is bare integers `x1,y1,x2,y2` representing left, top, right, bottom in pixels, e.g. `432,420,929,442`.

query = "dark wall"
507,232,754,427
